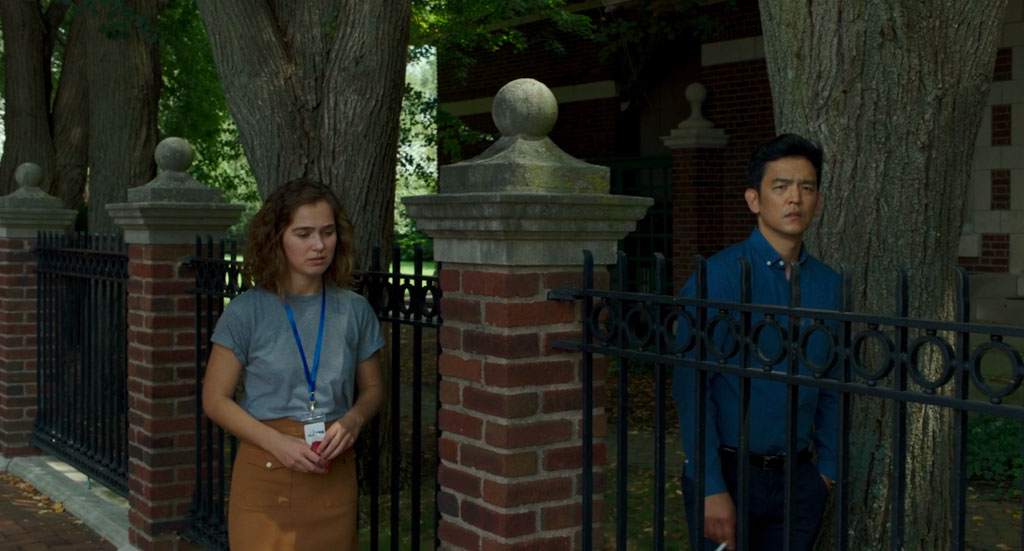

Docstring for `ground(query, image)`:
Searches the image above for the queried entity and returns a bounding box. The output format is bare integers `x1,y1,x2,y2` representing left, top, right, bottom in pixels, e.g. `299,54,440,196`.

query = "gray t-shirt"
211,286,384,422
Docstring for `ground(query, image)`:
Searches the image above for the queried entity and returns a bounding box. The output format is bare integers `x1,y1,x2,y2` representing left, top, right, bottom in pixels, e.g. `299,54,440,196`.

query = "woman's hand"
317,413,364,461
268,431,330,474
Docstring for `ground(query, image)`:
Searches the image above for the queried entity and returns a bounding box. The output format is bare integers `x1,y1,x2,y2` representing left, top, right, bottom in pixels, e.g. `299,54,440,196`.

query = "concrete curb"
0,453,136,551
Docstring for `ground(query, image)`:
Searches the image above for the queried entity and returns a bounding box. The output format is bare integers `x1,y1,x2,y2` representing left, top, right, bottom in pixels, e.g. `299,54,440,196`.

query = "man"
672,133,839,551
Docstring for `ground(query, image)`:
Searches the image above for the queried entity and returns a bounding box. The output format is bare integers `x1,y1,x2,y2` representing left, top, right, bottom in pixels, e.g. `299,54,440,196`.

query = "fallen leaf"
52,502,65,513
972,515,984,521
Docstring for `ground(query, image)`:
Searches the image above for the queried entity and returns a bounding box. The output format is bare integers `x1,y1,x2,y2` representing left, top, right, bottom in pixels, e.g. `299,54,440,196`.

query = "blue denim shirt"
671,228,840,495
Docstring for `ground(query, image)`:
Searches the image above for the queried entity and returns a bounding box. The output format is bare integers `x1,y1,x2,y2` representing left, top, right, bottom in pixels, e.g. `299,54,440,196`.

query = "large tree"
758,1,1007,549
195,1,412,267
0,0,162,233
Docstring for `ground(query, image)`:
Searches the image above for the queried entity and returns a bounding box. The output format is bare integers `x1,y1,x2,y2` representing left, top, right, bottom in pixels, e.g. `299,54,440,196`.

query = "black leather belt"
719,446,813,471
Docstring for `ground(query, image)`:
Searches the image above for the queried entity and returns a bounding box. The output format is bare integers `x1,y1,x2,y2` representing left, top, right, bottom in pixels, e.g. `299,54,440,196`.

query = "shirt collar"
748,227,808,271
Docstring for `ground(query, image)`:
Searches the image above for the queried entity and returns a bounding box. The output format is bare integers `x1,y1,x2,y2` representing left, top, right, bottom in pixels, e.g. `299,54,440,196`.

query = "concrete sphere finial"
155,137,194,172
14,163,43,190
492,78,558,138
685,83,707,104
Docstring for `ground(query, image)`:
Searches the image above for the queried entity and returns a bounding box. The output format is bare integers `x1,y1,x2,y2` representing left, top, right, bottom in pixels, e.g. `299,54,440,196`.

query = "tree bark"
195,0,411,268
0,0,57,194
84,0,160,234
758,1,1007,549
51,6,91,209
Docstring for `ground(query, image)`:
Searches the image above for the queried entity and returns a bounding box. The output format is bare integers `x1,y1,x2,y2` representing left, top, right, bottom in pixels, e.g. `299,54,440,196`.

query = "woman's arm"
318,351,383,461
202,343,328,473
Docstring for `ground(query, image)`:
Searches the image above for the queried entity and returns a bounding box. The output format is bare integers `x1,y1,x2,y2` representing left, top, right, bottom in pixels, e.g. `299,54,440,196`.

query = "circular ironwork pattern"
795,323,837,376
664,309,696,354
850,329,895,384
704,312,740,361
422,283,442,319
590,300,618,345
749,318,787,367
625,304,655,348
969,341,1024,403
906,334,955,393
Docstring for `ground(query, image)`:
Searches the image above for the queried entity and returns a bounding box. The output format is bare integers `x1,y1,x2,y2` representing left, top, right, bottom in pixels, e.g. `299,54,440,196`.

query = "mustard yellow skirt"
228,418,358,551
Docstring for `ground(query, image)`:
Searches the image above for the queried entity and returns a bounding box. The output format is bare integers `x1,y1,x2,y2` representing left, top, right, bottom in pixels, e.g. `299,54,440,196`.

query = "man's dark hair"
746,133,824,191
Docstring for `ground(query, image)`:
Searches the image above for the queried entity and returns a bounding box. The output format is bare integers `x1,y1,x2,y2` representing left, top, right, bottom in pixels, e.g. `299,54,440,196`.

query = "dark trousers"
682,451,830,551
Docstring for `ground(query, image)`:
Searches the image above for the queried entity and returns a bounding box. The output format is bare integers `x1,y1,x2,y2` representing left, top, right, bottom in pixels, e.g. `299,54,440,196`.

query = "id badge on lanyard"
286,285,327,446
300,408,326,445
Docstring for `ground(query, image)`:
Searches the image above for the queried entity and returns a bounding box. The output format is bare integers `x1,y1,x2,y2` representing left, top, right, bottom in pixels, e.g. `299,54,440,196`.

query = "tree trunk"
195,0,411,269
51,6,91,210
0,0,57,194
84,0,160,234
758,1,1007,549
196,0,412,499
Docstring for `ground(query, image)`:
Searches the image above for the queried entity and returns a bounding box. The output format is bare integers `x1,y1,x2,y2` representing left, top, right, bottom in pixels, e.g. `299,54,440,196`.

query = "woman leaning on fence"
202,178,384,550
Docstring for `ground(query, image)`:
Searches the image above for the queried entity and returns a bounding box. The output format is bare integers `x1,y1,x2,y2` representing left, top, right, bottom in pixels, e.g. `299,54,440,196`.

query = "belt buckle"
759,456,774,470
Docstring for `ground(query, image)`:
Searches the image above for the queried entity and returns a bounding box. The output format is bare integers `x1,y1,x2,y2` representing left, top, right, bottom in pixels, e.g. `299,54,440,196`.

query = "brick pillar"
0,163,76,457
406,78,651,550
108,138,243,551
660,82,729,290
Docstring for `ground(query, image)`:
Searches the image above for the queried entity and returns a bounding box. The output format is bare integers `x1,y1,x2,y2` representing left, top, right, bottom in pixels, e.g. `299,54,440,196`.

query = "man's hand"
704,492,736,550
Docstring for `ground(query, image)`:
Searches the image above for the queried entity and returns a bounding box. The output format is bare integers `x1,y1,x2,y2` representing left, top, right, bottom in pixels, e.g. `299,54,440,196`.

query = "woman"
203,179,384,550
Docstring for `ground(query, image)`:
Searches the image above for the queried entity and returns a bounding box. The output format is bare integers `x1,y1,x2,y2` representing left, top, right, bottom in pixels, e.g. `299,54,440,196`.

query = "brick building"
438,0,1024,322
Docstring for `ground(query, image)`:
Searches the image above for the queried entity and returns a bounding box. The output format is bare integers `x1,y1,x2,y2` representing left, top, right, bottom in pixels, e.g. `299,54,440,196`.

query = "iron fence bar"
694,255,708,551
560,289,1024,338
581,250,595,551
737,258,753,551
783,262,802,551
890,269,909,550
368,245,382,551
834,266,853,551
615,252,629,551
652,253,668,551
409,244,423,551
952,268,970,551
389,248,402,551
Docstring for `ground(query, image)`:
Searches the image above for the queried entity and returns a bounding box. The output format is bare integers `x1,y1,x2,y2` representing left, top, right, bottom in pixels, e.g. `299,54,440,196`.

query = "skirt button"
265,461,272,468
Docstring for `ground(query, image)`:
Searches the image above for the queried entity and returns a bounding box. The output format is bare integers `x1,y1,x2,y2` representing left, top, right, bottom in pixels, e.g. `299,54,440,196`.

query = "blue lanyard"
284,285,326,411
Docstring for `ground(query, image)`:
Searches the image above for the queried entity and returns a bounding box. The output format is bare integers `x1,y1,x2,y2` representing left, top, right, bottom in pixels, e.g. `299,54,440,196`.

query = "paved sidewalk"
0,454,130,551
0,471,115,550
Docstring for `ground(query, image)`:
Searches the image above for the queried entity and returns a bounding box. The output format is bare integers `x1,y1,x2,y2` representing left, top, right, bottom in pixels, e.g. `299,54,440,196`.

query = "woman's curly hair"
244,178,357,294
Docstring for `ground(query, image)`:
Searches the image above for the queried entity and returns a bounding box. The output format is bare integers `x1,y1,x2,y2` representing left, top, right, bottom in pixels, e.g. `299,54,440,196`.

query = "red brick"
463,330,539,359
541,502,580,530
443,296,482,323
485,300,576,328
461,499,536,538
439,326,462,350
482,476,573,507
481,535,573,551
542,387,583,413
460,444,537,477
437,491,459,517
439,437,460,462
463,387,538,418
439,268,461,293
543,443,607,471
439,354,482,382
438,519,480,550
462,271,540,298
439,380,462,405
438,408,484,439
486,419,573,448
484,359,576,387
438,464,483,498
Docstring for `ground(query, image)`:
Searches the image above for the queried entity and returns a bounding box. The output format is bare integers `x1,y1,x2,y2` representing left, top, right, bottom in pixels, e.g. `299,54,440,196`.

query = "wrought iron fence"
183,239,442,550
33,231,129,497
549,250,1024,551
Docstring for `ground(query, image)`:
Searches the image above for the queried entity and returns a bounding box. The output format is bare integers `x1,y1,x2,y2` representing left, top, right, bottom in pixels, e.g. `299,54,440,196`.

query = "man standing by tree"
673,133,839,551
